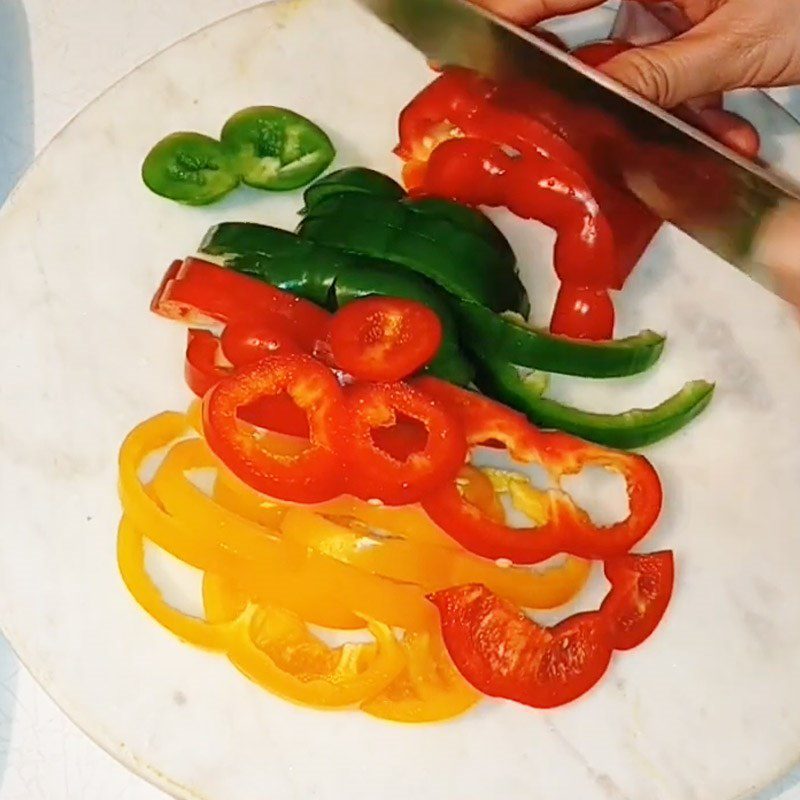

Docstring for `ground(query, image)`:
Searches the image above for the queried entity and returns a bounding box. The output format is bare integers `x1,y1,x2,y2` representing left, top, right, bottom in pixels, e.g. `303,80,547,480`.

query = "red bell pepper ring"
151,257,330,352
342,381,467,506
203,354,347,503
428,551,673,708
184,329,310,438
550,285,616,341
415,378,663,564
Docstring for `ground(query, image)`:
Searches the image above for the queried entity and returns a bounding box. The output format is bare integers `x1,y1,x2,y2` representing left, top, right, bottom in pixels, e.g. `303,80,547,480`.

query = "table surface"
0,2,799,798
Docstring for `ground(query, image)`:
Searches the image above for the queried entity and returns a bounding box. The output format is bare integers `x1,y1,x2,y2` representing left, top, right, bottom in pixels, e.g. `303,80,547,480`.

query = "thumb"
599,25,745,108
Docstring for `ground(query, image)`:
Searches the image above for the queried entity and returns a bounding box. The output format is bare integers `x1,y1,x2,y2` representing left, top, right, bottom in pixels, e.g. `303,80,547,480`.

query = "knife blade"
355,0,800,297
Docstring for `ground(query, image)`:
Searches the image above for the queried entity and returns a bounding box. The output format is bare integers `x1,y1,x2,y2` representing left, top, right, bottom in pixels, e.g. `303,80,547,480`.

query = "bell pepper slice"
281,507,590,610
361,630,480,722
184,329,310,437
415,378,663,564
329,296,443,383
117,517,242,650
220,106,335,191
203,354,346,503
454,302,665,378
342,381,467,505
151,257,330,352
471,353,715,450
302,166,406,214
141,132,239,206
600,550,675,650
429,552,674,708
297,192,527,314
122,419,438,630
429,584,613,709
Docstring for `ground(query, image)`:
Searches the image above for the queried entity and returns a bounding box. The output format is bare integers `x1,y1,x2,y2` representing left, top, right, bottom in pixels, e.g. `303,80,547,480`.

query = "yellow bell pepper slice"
202,573,404,708
117,516,242,650
362,630,480,722
281,507,589,609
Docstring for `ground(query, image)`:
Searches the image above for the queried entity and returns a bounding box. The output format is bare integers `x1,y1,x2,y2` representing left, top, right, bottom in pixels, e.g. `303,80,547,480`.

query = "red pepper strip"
151,257,330,352
428,552,673,708
422,138,619,291
415,378,663,564
185,330,310,437
429,584,612,708
600,550,675,650
203,354,346,503
343,382,467,505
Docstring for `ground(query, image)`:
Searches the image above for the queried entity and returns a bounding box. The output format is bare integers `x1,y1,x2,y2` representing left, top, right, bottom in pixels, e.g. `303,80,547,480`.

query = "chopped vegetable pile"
123,56,729,719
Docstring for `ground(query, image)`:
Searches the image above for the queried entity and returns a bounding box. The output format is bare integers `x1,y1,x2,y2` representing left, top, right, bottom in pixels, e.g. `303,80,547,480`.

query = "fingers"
599,27,743,107
471,0,604,26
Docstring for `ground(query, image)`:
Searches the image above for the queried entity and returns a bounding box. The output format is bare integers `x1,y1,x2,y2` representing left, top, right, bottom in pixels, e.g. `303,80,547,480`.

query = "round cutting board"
1,2,800,799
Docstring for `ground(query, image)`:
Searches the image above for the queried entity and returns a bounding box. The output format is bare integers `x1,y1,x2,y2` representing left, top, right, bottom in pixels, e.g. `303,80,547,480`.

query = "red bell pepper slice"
428,584,613,709
428,551,673,708
600,550,675,650
220,319,301,366
415,378,663,564
184,329,310,438
342,381,467,506
151,257,330,352
203,354,347,503
328,297,443,383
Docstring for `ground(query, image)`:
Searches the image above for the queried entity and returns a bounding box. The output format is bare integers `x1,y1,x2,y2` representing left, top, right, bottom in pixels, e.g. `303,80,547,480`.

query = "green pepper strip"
454,301,665,378
297,193,528,315
471,353,715,449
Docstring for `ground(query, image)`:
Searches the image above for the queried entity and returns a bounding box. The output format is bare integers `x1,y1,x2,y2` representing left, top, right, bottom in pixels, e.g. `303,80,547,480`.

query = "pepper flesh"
416,378,663,564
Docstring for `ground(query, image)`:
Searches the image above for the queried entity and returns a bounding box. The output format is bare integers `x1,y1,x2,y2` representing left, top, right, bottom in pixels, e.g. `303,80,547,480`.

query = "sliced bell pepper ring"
203,354,347,503
342,381,467,505
328,296,443,383
117,517,243,650
184,329,310,438
429,552,674,708
600,550,675,650
226,604,404,709
470,353,715,450
453,302,665,378
281,507,590,610
361,630,481,722
200,572,405,708
415,378,663,564
140,429,437,631
151,257,330,352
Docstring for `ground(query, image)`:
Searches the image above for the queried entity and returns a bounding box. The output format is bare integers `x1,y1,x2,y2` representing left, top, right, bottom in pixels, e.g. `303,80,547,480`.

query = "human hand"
474,0,800,108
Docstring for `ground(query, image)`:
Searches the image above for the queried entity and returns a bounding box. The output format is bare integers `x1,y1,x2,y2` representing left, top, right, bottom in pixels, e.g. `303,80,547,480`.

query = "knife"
355,0,800,299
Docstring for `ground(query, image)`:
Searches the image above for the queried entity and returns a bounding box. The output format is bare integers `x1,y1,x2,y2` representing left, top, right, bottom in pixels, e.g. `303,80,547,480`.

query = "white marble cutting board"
1,1,800,799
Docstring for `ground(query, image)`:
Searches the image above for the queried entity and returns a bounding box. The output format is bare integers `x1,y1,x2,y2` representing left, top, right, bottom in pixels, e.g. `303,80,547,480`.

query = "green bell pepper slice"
221,106,335,191
302,167,405,215
141,132,239,206
297,193,528,314
454,302,665,378
471,354,715,449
